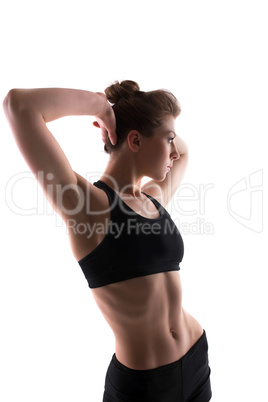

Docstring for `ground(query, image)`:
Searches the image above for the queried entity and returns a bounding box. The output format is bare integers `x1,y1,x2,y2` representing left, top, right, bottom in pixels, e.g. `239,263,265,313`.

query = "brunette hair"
104,80,181,154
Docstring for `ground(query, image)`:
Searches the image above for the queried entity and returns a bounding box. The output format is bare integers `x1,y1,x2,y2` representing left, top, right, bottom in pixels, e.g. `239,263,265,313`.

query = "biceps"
163,153,189,203
153,153,189,206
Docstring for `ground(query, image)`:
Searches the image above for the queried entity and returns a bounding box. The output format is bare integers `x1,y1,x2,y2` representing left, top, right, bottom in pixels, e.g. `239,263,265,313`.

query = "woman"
3,80,212,401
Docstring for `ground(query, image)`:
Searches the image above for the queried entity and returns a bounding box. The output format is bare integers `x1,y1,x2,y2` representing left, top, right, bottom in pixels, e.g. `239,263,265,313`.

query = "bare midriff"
68,178,204,370
91,270,204,370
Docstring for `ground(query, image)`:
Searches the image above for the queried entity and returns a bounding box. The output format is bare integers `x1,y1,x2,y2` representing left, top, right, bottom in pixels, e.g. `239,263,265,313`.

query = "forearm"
175,134,188,156
3,88,101,123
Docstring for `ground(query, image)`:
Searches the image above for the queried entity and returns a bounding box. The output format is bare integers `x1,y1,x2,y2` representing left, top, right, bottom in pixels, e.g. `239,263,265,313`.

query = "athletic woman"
3,80,212,401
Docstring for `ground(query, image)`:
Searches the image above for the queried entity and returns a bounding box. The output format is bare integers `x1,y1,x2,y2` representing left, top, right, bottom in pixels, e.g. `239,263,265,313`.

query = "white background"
1,0,267,401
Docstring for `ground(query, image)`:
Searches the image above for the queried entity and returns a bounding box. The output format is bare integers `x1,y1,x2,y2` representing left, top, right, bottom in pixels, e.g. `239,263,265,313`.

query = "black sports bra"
78,180,184,288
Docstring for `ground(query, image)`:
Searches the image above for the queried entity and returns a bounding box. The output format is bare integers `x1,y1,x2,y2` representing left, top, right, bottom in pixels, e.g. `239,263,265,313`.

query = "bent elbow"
3,89,24,117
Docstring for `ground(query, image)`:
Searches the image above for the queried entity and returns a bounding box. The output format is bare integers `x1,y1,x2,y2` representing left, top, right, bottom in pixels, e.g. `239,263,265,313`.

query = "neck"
100,151,143,197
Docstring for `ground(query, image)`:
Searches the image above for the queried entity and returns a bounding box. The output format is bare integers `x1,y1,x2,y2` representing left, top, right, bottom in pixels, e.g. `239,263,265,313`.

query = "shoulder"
68,171,110,219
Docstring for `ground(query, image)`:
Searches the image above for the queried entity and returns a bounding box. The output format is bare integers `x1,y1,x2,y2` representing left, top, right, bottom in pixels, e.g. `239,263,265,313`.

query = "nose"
171,143,180,161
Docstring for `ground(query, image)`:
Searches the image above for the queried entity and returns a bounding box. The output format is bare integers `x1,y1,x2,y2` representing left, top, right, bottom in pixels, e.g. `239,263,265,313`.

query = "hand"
93,93,117,146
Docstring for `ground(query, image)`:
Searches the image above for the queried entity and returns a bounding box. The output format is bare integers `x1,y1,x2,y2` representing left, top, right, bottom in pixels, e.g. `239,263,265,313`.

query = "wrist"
93,92,109,119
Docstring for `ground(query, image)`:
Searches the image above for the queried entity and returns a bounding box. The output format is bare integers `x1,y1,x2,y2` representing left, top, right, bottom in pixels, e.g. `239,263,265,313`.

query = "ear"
127,130,142,152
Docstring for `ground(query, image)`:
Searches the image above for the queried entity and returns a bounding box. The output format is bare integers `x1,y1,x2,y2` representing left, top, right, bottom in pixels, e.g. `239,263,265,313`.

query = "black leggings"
103,330,212,402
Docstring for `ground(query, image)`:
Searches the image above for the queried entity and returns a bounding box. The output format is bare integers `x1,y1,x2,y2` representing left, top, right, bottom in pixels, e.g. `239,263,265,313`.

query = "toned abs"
92,271,203,370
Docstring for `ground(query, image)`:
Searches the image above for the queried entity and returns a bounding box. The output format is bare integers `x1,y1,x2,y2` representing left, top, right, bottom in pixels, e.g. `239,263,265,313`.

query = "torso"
66,174,203,370
92,273,203,370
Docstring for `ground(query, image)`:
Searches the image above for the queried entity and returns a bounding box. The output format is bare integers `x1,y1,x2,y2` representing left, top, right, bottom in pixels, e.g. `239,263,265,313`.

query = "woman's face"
138,115,180,181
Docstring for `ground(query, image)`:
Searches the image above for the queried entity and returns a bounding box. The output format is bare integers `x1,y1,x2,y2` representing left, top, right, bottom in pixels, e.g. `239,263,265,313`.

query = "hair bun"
105,80,140,104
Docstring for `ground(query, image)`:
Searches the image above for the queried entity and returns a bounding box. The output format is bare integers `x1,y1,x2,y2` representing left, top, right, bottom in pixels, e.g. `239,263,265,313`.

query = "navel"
170,328,178,339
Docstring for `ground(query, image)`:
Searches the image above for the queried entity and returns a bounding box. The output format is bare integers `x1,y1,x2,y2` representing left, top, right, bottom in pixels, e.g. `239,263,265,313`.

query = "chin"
147,172,166,182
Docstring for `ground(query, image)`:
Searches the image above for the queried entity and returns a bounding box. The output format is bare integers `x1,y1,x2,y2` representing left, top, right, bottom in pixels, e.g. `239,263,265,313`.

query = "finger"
109,131,117,146
107,111,117,145
101,128,108,143
93,121,100,128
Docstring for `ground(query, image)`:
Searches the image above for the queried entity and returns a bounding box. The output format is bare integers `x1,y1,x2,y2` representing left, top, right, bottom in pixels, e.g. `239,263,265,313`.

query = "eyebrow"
165,131,177,137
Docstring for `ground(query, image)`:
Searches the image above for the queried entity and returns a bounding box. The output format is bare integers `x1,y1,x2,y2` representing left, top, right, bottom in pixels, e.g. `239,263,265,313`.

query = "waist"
114,307,204,370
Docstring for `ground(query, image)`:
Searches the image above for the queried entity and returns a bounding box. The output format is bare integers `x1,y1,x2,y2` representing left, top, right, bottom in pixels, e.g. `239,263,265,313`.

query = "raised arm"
3,88,116,220
142,134,189,207
163,134,189,204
